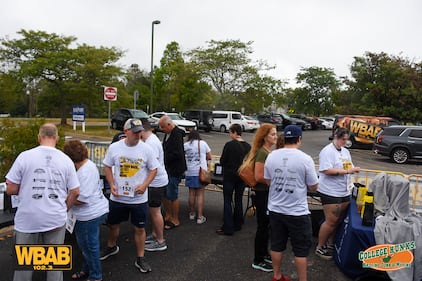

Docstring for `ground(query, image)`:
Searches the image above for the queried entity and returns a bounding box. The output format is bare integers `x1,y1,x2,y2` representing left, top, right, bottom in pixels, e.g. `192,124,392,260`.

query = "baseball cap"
123,118,144,133
284,125,302,138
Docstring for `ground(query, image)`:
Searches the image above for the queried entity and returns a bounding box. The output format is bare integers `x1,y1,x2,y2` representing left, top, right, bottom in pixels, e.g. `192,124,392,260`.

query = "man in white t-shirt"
264,125,318,281
100,118,159,274
6,123,80,281
140,121,169,252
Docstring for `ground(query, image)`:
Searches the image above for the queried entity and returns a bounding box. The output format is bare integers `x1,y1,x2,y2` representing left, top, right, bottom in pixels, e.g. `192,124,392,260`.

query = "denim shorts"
185,176,203,188
166,176,182,200
107,200,147,228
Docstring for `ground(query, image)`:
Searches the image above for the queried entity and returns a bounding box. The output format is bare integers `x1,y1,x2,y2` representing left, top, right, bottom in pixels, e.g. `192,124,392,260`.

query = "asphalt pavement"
0,185,353,281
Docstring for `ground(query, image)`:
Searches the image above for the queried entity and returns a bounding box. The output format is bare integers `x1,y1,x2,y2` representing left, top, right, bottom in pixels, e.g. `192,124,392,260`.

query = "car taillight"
376,135,384,144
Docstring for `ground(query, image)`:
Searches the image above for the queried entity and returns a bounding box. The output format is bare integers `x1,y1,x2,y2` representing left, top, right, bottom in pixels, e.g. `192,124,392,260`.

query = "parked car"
212,110,242,132
182,109,213,132
290,114,317,130
373,125,422,164
289,115,312,131
149,112,197,133
240,115,260,132
111,108,149,130
318,117,334,130
256,113,288,130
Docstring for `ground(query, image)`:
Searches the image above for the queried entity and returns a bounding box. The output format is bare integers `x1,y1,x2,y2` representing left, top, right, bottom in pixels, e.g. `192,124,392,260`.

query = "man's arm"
135,168,157,195
307,183,318,191
104,166,118,196
66,187,80,210
6,180,19,195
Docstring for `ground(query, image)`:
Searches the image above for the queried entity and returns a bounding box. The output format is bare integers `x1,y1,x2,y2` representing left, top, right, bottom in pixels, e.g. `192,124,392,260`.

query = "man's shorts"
148,185,166,208
317,192,350,205
166,176,182,200
269,211,312,257
107,200,147,228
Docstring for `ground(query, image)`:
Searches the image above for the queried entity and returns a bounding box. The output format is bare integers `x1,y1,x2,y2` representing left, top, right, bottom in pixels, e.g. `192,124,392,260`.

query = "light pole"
149,20,160,114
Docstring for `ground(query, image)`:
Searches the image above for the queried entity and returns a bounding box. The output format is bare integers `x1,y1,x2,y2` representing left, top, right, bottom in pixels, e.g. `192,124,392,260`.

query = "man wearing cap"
100,118,159,274
264,125,319,281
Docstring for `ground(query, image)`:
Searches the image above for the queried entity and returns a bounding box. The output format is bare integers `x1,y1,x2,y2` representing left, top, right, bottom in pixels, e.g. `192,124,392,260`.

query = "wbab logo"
15,245,72,271
359,241,415,271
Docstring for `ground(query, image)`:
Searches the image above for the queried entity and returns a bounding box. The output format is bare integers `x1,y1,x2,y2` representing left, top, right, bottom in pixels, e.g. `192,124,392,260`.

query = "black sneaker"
135,256,152,273
251,261,273,272
100,245,119,261
263,255,272,264
315,247,333,260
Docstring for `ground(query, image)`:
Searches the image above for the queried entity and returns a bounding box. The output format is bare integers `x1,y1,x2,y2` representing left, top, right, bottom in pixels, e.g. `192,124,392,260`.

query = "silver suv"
373,126,422,164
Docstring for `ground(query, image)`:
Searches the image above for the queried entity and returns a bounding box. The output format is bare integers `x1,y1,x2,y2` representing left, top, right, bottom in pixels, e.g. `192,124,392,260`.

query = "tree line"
1,29,421,124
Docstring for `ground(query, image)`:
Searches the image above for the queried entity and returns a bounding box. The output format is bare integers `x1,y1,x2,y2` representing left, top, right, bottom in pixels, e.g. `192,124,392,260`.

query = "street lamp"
149,20,160,114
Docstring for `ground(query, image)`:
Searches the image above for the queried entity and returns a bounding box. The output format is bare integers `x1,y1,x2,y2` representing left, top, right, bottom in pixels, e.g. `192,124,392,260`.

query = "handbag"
197,140,211,185
239,163,257,187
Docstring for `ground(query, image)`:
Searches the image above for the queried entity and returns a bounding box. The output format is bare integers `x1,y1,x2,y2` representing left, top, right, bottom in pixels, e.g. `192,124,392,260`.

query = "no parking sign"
104,87,117,101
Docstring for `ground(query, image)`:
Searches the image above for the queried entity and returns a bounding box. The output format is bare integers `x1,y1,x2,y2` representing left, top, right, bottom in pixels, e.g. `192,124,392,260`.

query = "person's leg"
269,211,289,280
294,257,307,281
13,231,40,281
170,199,180,226
150,206,164,243
233,181,246,231
134,226,146,257
222,179,235,234
43,226,66,281
188,188,196,214
196,187,205,218
163,197,172,222
317,201,349,249
165,176,181,226
74,221,90,275
107,224,120,247
254,190,270,263
271,250,283,280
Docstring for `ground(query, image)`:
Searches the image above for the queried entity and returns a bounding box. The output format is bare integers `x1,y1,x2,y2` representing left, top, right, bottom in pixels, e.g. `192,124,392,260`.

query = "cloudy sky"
2,0,421,86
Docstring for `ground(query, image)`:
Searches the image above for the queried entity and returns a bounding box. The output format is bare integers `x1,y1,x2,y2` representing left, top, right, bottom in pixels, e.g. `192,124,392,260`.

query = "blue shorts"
185,176,203,188
269,211,312,257
107,200,148,228
166,176,182,200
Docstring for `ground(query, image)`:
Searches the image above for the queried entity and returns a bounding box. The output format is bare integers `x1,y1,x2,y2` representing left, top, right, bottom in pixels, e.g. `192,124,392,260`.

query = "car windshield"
279,113,291,120
129,109,148,119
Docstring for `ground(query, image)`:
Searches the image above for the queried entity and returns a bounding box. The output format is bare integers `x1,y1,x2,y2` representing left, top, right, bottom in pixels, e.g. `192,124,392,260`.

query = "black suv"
373,126,422,164
182,110,213,132
111,108,149,130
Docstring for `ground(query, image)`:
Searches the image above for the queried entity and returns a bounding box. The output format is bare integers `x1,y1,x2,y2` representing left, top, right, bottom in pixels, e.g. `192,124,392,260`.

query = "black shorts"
148,185,166,208
107,200,147,228
317,192,350,205
269,211,312,257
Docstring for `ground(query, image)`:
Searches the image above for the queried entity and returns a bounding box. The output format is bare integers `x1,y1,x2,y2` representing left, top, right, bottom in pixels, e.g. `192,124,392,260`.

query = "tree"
288,67,340,116
154,41,211,112
0,29,123,123
346,52,422,123
188,39,284,112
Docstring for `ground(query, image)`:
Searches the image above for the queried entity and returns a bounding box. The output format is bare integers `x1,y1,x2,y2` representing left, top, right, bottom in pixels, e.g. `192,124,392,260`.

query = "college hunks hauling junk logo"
359,241,415,271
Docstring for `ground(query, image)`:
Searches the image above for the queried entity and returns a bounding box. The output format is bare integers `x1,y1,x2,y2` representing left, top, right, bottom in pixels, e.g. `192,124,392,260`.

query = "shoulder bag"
198,140,211,185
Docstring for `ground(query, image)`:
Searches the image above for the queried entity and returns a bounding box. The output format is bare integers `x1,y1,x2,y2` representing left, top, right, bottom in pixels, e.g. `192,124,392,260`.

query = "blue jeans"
74,213,107,280
166,176,182,200
222,178,246,234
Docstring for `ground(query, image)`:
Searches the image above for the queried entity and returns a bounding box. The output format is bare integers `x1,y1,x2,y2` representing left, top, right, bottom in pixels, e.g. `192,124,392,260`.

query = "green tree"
288,66,340,116
188,39,283,112
346,52,422,122
0,29,123,123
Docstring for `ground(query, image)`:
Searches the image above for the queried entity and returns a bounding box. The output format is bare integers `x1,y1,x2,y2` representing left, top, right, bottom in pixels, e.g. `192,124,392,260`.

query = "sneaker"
251,261,273,272
189,212,196,220
135,256,152,273
315,246,333,260
145,234,156,244
196,216,206,224
272,275,291,281
145,240,167,252
100,245,119,261
263,255,272,264
325,244,334,254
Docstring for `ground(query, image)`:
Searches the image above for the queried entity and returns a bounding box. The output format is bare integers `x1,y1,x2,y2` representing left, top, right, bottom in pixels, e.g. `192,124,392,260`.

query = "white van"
212,110,242,132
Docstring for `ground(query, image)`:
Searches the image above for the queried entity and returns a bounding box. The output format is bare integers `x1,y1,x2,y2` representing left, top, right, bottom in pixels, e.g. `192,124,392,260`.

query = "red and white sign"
104,87,117,101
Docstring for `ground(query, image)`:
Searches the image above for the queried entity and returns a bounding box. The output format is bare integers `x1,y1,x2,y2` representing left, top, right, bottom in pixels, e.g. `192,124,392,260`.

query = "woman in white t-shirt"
184,130,212,224
63,140,109,281
315,128,360,260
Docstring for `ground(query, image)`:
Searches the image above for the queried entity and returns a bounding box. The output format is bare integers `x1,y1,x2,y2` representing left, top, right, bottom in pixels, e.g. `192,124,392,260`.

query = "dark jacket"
163,126,187,177
220,140,251,181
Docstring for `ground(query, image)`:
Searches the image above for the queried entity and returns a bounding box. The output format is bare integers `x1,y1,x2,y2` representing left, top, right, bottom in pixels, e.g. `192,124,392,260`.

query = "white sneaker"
189,212,196,220
196,216,206,224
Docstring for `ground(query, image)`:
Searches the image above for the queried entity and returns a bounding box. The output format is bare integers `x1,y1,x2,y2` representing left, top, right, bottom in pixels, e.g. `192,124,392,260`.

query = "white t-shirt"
264,148,318,216
103,139,160,204
72,159,109,221
184,140,211,177
6,145,80,232
318,143,354,197
144,133,168,188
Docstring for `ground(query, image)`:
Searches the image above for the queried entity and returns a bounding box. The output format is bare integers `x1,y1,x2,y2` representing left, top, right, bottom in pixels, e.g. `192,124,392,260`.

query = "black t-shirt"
220,140,251,181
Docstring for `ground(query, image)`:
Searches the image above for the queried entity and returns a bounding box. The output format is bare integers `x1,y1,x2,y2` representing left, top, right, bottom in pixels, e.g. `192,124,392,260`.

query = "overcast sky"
2,0,421,86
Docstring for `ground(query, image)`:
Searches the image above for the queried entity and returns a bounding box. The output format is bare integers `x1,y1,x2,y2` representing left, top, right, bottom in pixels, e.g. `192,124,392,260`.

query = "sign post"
103,86,118,135
72,105,86,132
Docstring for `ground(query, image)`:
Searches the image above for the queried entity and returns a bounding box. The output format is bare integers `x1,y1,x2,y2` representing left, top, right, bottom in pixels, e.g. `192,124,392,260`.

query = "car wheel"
391,148,409,164
220,125,226,133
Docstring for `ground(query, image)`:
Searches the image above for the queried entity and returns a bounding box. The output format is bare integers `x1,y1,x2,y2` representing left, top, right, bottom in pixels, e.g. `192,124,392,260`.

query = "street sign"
72,105,85,122
104,87,117,101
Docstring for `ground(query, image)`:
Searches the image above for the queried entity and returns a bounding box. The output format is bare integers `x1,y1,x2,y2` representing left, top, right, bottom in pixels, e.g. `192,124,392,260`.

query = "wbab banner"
14,245,72,271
